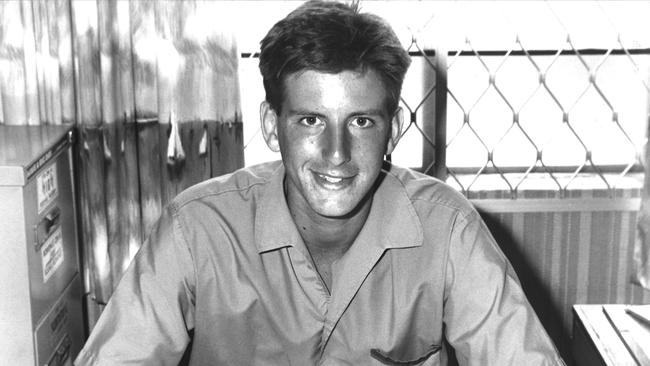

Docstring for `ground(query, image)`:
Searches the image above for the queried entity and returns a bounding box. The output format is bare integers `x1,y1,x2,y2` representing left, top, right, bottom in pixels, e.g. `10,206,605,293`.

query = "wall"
473,187,649,363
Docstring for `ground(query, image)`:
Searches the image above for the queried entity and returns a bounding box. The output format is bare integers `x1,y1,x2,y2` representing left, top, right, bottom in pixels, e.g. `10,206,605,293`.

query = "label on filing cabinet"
37,163,58,215
41,227,64,282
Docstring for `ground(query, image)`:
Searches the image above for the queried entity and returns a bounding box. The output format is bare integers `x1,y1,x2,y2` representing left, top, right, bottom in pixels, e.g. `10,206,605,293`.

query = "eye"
298,116,323,127
350,117,374,129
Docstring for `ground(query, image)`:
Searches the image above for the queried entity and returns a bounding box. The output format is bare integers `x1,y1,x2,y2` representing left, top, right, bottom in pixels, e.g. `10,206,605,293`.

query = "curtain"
0,0,244,329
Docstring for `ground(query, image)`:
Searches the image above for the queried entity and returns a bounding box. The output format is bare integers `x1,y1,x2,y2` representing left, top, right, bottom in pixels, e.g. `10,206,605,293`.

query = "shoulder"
385,164,477,222
169,160,281,211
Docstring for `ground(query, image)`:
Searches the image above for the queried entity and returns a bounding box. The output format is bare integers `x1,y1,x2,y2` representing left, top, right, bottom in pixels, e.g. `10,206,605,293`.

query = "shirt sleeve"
443,210,565,366
74,204,196,366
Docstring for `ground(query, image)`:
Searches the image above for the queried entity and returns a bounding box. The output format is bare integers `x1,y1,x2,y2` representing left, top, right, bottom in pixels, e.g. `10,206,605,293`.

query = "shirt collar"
358,165,424,250
254,163,302,253
254,163,423,254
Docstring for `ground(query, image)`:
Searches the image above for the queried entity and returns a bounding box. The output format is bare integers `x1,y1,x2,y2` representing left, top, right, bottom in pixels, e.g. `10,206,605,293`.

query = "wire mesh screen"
441,46,647,197
237,1,650,199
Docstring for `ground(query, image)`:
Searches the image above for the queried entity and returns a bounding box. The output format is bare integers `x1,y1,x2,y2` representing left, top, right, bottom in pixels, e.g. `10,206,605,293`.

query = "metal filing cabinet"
0,125,83,366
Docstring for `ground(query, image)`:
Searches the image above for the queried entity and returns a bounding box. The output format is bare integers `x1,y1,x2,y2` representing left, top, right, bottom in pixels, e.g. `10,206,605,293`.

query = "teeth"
320,174,343,183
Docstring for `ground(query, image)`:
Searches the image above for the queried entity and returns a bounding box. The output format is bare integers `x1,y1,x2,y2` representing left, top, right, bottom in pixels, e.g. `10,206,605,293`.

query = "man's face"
261,69,403,219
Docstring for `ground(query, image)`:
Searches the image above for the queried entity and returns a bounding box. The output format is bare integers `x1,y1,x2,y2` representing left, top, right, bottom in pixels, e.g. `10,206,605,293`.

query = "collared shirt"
75,161,565,366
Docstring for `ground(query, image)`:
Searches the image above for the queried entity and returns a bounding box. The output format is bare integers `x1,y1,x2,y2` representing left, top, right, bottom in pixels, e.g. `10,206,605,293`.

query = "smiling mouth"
313,172,354,189
321,175,343,183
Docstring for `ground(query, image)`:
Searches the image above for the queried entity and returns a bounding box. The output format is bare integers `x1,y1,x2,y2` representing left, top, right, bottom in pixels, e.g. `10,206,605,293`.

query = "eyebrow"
286,109,327,118
286,108,388,118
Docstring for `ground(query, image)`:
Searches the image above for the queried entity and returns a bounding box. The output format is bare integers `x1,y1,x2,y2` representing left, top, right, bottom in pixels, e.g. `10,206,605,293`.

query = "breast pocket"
370,345,441,366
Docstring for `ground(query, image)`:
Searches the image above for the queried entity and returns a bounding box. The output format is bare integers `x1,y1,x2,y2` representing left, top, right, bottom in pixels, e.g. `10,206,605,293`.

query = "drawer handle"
35,207,61,250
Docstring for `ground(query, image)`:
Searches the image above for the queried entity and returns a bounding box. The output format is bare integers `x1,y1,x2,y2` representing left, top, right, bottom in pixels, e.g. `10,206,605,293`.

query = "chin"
313,200,361,219
319,208,353,219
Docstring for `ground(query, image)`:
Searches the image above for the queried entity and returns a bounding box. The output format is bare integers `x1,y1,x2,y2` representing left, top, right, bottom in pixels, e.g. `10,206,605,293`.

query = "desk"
572,305,650,366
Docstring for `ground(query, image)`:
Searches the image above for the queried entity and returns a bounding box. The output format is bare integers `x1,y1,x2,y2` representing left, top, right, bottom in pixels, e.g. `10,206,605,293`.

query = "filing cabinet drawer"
23,146,79,326
34,275,83,366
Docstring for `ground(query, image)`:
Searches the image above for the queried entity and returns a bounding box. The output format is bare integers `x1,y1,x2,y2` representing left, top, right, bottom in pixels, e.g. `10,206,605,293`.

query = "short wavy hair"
259,0,411,115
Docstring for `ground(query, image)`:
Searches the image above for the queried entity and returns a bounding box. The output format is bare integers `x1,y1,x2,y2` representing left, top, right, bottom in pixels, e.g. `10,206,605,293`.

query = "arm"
75,205,196,366
443,211,565,366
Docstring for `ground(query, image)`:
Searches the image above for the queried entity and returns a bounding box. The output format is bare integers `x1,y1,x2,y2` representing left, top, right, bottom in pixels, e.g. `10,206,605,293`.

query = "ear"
260,101,280,152
385,107,404,155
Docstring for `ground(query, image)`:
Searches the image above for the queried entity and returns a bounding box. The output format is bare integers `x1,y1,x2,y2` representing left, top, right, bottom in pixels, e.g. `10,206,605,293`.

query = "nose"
322,123,351,166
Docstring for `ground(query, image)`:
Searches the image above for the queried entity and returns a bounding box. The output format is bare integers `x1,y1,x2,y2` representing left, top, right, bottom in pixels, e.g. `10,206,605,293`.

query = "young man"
76,1,565,365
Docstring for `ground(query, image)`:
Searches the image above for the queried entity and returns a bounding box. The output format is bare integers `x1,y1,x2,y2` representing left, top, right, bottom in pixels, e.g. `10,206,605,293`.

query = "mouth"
313,171,354,190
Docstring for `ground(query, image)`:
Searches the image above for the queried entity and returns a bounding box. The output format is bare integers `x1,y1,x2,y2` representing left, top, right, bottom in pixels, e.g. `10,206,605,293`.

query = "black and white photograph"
0,1,649,365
